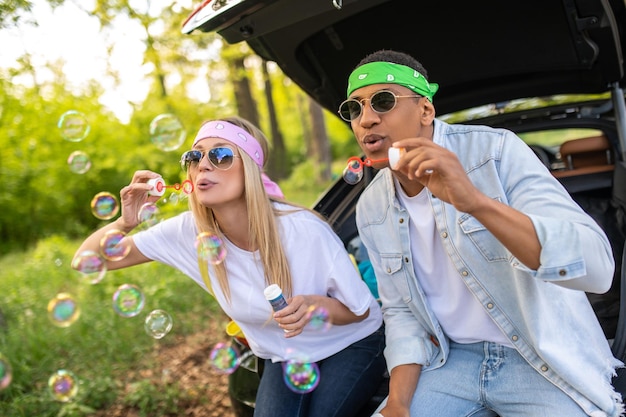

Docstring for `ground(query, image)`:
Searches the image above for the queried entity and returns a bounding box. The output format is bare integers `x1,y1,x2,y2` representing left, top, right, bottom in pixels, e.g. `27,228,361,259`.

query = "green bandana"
347,62,439,102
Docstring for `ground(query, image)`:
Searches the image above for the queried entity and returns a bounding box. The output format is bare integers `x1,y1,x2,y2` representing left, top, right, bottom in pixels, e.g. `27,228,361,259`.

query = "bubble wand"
345,148,406,172
147,177,194,196
343,148,406,184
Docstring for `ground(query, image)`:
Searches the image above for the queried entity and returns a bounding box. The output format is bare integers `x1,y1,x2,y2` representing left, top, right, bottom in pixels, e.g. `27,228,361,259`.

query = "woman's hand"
117,170,163,232
272,295,312,337
273,294,368,338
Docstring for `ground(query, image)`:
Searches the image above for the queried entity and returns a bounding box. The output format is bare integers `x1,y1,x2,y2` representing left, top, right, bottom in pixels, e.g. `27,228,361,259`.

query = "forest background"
0,0,360,255
0,1,362,416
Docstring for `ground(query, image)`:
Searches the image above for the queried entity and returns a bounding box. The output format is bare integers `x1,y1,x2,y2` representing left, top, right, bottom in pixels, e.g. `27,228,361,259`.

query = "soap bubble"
138,202,160,227
72,250,107,284
195,232,226,265
67,150,91,174
305,305,332,332
149,114,186,151
0,354,12,391
282,360,320,393
166,193,180,205
48,369,79,402
342,158,363,185
144,309,173,339
112,284,145,318
90,192,119,220
47,293,80,327
209,342,240,374
58,110,90,142
100,229,130,261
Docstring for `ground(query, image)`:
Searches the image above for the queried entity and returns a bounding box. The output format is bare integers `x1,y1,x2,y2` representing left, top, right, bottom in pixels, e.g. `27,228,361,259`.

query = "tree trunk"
308,96,332,181
228,54,259,127
262,60,288,179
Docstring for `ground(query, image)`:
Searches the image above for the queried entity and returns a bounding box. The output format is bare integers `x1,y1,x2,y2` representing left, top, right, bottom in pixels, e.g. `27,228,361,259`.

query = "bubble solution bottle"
264,284,289,312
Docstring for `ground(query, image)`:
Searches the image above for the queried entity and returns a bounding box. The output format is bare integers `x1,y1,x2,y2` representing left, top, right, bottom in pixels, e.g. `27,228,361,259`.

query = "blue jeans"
376,341,588,417
254,325,386,417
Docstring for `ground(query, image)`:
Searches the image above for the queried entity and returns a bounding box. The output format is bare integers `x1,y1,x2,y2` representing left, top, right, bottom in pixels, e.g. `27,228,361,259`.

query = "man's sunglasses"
180,147,240,171
338,90,422,122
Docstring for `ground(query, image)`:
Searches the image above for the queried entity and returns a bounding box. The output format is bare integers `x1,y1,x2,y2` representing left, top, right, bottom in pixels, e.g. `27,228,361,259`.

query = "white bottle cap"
388,147,405,169
147,177,165,196
264,284,282,300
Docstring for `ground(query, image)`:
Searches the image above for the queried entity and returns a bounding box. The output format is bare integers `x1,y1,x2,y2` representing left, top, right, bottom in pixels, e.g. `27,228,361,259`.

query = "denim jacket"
356,119,624,416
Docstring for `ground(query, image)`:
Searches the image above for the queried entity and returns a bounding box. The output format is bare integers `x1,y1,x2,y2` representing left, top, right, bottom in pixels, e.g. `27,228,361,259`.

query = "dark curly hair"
356,49,430,80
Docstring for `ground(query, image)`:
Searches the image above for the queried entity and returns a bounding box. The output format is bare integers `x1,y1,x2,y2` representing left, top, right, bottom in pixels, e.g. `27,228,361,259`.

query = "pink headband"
194,120,265,167
192,120,284,199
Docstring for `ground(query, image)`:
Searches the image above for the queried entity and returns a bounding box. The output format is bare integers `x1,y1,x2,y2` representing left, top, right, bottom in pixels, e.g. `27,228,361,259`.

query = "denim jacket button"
558,269,567,276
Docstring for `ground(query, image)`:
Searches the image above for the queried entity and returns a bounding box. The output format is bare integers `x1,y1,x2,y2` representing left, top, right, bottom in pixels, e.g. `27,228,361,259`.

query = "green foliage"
278,160,335,207
122,379,191,417
0,4,360,416
0,1,360,255
0,235,223,416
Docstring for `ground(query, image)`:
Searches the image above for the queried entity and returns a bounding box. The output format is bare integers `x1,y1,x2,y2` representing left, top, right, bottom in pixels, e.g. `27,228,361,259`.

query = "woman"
73,116,386,417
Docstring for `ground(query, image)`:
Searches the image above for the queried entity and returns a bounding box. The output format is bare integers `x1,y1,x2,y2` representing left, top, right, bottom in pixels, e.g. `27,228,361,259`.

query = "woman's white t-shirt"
133,203,382,363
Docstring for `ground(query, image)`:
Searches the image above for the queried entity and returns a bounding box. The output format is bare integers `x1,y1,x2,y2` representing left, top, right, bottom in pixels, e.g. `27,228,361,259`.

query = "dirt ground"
93,321,237,417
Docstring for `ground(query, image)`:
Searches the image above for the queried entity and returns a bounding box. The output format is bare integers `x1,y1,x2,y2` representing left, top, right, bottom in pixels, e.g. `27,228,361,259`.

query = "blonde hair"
188,116,293,302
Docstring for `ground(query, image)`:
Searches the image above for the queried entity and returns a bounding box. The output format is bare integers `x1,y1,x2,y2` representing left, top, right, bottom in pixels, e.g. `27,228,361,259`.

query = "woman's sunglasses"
180,147,240,171
338,90,422,122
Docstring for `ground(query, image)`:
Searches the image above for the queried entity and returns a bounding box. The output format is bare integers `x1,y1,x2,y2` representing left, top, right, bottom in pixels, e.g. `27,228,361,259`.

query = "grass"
0,170,331,416
0,235,228,417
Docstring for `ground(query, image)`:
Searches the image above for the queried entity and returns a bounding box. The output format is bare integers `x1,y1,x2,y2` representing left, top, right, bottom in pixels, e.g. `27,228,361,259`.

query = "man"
341,49,624,417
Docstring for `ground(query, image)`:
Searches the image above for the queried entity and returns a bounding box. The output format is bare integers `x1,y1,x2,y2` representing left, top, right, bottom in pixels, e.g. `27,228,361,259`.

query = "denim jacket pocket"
380,254,412,303
458,213,509,262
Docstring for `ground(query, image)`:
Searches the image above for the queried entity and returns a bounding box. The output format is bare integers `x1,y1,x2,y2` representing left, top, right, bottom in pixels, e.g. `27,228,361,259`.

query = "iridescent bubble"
72,250,107,284
342,158,363,185
58,110,90,142
67,150,91,174
100,229,130,261
137,202,160,227
209,342,240,374
47,293,80,327
167,193,180,205
90,192,119,220
149,114,186,151
282,360,320,393
144,309,173,339
195,232,226,265
112,284,145,318
48,369,79,402
0,354,13,391
305,305,332,332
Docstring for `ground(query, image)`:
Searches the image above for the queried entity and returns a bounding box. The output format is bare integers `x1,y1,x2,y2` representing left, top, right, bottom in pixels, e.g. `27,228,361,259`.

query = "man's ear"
421,99,436,124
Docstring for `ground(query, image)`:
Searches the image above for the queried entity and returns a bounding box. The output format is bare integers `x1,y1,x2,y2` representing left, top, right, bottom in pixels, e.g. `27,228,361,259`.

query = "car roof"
182,0,626,117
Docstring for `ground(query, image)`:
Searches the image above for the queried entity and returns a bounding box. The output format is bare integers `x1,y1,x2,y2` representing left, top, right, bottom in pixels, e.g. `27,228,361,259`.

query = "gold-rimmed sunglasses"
338,90,421,122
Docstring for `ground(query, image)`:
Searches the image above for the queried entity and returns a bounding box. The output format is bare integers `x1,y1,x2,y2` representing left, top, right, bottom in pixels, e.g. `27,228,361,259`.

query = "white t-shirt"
395,182,511,347
133,203,382,362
